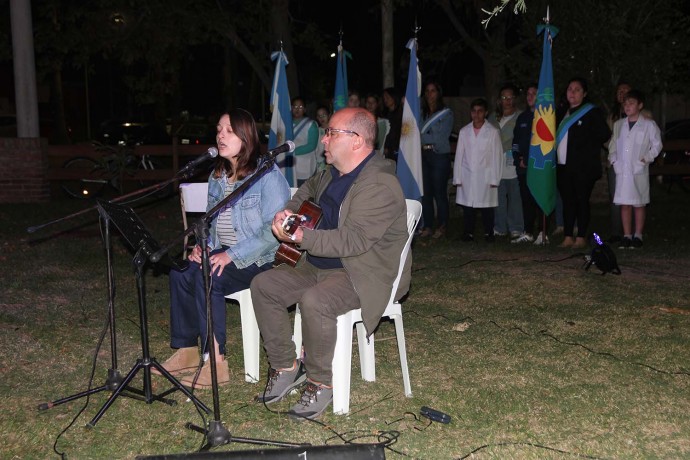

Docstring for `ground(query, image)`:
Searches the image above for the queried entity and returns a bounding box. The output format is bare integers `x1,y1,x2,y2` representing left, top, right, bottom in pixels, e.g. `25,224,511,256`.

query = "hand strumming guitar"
272,209,304,244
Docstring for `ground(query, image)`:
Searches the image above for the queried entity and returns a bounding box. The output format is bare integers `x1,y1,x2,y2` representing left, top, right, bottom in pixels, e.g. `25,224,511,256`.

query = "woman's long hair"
212,108,261,181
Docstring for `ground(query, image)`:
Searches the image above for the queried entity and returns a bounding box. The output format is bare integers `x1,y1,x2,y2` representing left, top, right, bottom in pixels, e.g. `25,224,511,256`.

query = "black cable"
456,441,607,459
52,304,111,459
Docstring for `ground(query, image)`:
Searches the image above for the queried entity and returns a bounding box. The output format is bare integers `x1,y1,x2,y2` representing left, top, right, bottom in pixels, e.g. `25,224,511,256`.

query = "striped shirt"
216,181,239,247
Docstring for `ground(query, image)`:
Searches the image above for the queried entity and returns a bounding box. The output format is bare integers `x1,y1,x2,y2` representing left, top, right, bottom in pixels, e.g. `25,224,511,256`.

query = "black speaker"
137,443,386,459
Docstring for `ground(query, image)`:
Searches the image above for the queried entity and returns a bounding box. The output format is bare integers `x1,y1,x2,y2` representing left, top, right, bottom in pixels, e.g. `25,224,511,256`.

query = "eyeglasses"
292,105,305,109
324,127,359,137
500,95,516,100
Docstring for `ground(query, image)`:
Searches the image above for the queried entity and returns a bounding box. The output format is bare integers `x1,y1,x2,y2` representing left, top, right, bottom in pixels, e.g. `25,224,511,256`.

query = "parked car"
660,118,690,165
174,121,216,145
96,119,171,146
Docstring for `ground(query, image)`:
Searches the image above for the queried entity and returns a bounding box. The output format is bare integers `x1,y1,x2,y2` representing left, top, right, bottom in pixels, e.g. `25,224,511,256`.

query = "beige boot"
152,347,199,376
181,359,230,389
572,236,588,249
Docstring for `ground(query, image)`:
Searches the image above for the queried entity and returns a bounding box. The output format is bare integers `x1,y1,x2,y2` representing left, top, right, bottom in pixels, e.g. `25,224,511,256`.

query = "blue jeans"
168,248,270,355
494,177,524,234
421,152,451,230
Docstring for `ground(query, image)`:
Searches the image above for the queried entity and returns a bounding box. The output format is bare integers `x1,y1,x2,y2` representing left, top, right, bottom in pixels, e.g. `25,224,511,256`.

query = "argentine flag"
333,44,349,113
396,38,423,201
269,50,295,186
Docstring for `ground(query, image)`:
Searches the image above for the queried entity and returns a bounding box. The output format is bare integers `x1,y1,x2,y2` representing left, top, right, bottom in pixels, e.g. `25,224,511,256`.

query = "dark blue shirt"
307,151,377,269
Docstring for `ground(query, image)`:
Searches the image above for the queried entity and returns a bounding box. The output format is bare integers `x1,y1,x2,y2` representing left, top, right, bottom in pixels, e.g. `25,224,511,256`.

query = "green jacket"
289,153,410,335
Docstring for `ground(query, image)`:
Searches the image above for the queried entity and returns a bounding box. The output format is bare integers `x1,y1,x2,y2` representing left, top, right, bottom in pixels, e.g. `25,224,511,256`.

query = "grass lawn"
1,178,689,459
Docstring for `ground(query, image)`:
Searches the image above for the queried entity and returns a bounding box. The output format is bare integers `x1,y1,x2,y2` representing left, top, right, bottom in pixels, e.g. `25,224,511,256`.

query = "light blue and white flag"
396,38,423,201
269,50,295,186
333,44,349,112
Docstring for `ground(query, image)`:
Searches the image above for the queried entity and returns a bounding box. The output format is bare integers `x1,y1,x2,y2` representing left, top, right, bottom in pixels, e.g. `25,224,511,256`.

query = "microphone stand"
150,154,306,450
34,161,203,412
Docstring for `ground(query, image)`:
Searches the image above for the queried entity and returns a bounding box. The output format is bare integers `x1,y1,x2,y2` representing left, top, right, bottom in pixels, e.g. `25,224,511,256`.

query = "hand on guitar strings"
272,209,304,244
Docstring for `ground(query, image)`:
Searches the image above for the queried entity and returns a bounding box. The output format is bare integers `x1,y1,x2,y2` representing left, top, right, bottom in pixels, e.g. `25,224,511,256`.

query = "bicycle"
61,143,169,199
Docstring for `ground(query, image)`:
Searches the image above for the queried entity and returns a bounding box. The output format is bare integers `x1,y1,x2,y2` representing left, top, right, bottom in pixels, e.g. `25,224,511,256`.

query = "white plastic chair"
293,199,422,414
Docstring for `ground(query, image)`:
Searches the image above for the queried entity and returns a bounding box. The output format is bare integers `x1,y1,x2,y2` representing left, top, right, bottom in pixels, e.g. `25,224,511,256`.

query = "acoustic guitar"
274,200,322,267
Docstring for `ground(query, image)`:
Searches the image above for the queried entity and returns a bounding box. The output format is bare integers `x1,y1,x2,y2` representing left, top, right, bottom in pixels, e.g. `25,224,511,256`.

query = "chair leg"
391,310,412,397
357,323,375,382
332,311,355,415
236,291,260,383
293,306,303,360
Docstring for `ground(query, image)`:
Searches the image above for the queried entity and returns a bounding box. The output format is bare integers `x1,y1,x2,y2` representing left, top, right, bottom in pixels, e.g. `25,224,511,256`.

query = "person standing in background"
382,87,403,162
605,81,632,244
491,84,525,241
512,83,548,244
555,77,611,249
291,96,319,185
608,90,661,249
419,79,454,239
315,105,331,171
453,98,503,242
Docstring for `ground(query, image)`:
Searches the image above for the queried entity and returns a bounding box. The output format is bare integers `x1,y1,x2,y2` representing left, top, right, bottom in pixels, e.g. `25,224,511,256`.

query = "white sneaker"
510,230,523,238
534,232,550,245
493,230,507,237
511,233,534,244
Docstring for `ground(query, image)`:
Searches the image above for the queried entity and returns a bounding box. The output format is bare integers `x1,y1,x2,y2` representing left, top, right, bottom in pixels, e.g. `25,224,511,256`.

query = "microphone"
181,146,219,171
266,141,295,158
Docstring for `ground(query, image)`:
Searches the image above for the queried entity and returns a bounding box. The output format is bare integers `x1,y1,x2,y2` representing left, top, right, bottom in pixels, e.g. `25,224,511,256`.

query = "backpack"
584,233,621,275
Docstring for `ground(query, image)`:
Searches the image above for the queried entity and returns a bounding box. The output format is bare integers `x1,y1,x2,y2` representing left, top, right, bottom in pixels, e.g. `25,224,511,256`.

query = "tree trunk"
381,0,394,89
270,0,298,97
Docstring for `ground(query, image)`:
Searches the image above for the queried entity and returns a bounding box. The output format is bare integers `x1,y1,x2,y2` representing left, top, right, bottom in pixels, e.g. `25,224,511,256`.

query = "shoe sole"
256,373,307,405
287,398,333,422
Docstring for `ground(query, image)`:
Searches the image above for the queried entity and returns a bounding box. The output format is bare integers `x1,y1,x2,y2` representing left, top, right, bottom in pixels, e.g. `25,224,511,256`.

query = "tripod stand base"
85,357,210,427
37,368,125,411
186,420,307,450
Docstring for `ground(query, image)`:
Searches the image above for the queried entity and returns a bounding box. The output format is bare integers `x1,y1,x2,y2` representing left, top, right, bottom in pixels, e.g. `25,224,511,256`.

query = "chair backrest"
179,182,209,257
180,182,209,213
387,199,422,305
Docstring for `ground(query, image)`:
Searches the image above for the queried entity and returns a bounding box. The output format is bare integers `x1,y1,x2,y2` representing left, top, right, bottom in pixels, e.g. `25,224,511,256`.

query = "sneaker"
631,237,643,249
287,382,333,422
493,230,507,237
460,233,474,242
510,230,522,238
511,233,534,244
484,233,495,243
533,232,549,245
152,347,199,377
255,361,306,405
180,359,230,389
618,237,632,249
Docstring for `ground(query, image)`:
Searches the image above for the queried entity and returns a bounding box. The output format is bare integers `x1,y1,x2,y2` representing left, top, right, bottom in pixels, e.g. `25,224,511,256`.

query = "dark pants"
421,152,451,230
557,167,597,238
169,248,269,355
462,205,495,237
517,172,551,234
251,262,360,386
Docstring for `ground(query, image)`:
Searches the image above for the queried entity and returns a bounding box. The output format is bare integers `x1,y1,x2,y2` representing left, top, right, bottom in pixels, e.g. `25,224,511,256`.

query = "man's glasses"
324,127,359,137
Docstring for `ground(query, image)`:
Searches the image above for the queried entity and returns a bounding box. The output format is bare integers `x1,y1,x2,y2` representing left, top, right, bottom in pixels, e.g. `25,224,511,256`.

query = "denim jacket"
207,163,290,269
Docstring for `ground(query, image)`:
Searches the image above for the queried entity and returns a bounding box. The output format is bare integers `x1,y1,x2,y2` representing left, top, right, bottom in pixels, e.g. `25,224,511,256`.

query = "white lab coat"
608,115,661,205
453,121,504,208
